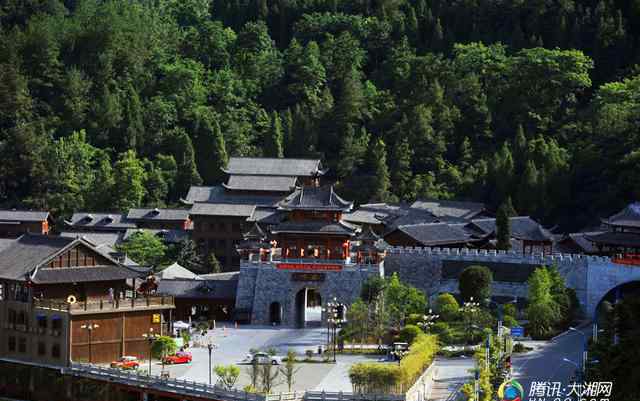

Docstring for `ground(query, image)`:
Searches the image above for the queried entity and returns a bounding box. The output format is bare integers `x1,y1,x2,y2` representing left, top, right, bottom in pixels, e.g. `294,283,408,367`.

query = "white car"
244,352,283,365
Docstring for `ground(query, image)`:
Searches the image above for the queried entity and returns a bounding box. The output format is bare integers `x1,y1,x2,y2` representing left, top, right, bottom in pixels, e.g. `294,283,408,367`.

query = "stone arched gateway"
586,260,640,318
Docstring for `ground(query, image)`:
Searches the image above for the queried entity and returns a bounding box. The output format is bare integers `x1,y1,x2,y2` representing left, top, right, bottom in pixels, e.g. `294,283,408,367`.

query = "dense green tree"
368,139,393,202
337,124,369,179
117,231,167,268
112,150,146,211
496,197,515,250
192,110,228,184
435,293,460,321
264,111,284,157
390,137,413,201
458,265,493,302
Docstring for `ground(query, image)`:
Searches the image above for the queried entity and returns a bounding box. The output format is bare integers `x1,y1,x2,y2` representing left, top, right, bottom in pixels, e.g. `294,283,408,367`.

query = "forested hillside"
1,0,639,229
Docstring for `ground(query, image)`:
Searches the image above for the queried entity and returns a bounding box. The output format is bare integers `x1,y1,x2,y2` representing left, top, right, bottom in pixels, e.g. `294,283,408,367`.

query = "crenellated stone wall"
235,247,640,325
384,246,640,317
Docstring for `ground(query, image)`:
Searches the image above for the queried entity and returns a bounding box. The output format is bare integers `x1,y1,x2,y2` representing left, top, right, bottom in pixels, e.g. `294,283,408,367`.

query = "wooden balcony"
612,253,640,266
33,295,175,314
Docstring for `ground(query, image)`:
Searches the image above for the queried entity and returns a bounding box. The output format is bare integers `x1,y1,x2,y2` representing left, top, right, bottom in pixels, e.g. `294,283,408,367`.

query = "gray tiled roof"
183,186,282,206
584,231,640,247
279,186,353,211
127,208,190,222
0,234,144,282
67,213,136,230
33,265,141,284
604,202,640,228
0,210,50,222
555,232,602,254
411,199,486,220
223,157,322,177
342,209,388,225
396,223,476,246
271,221,358,235
190,203,256,217
223,175,297,192
60,231,124,247
246,207,285,225
157,275,238,299
469,216,553,242
0,235,75,280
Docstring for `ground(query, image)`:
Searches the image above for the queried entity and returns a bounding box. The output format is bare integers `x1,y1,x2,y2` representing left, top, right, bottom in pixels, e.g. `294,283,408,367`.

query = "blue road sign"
510,326,524,337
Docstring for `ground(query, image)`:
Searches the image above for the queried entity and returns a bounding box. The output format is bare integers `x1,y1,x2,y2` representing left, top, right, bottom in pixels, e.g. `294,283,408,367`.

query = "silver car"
244,352,283,365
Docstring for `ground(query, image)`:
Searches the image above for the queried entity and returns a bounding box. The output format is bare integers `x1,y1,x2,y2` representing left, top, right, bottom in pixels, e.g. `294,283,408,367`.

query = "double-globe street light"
80,323,99,364
418,309,439,332
142,328,157,375
325,297,345,363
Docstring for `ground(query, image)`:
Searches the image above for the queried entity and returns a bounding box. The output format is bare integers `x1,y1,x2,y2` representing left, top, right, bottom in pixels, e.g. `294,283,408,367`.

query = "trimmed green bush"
398,324,422,344
349,334,438,394
503,315,518,328
436,293,460,321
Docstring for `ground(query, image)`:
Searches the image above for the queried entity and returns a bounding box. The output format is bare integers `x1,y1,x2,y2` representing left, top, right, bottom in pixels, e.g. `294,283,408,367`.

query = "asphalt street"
427,357,475,401
512,327,589,401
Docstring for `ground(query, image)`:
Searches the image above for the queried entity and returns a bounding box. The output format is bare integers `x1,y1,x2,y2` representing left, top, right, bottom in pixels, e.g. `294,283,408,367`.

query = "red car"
110,356,140,370
163,351,192,364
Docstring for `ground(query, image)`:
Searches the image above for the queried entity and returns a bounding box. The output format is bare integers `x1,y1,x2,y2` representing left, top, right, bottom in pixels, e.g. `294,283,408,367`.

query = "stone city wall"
235,261,382,326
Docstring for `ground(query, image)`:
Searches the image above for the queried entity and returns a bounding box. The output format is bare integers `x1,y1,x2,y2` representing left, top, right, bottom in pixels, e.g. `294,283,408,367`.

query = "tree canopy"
0,0,639,228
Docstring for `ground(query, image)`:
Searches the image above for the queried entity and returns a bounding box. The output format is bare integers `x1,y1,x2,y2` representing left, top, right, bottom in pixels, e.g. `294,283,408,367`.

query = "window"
52,344,61,359
38,342,46,356
208,239,216,249
0,282,3,300
37,316,47,330
18,337,26,353
17,311,26,325
51,317,62,331
8,309,16,324
8,336,15,352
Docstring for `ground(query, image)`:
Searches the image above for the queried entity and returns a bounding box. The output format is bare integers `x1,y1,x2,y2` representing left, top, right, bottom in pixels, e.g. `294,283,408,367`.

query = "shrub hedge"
349,334,438,394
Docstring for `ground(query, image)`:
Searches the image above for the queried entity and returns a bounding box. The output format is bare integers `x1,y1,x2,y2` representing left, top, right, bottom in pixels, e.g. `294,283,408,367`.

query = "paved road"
512,327,588,400
427,357,475,401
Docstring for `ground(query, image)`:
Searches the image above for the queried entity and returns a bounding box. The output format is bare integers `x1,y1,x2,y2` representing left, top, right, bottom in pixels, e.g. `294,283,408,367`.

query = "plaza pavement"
143,325,384,392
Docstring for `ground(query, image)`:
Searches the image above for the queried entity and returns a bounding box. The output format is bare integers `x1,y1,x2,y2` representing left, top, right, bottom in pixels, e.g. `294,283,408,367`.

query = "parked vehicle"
243,352,283,365
110,356,140,369
162,351,192,364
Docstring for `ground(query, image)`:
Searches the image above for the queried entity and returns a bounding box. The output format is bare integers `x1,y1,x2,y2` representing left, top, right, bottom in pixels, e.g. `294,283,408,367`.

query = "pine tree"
334,68,364,135
122,82,144,151
281,108,294,156
496,197,515,250
264,111,284,158
517,160,540,215
192,110,228,184
337,124,369,179
171,129,202,200
391,137,413,201
369,139,393,202
113,150,146,211
431,18,444,52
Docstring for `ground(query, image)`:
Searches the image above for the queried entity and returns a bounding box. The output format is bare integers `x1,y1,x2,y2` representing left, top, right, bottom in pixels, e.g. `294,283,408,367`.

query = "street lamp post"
326,297,345,363
207,342,218,385
462,297,480,343
80,323,99,363
569,327,587,377
418,309,439,332
142,328,156,375
562,357,581,383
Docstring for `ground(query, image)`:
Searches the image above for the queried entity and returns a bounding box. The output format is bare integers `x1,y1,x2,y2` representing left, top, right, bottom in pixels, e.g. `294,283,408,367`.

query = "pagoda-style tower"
271,185,357,264
237,223,272,262
352,225,386,264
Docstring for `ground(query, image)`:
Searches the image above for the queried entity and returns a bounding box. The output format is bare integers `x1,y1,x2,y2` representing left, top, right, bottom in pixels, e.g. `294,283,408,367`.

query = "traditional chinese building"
0,210,52,238
234,186,384,327
0,234,174,365
586,202,640,264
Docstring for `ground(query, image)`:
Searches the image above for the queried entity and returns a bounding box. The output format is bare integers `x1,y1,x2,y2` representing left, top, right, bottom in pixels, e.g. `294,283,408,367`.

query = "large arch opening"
269,302,282,325
594,280,640,324
295,288,322,328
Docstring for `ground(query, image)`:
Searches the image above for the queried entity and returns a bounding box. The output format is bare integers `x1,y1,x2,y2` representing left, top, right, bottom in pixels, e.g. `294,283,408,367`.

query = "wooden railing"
33,295,174,313
612,253,640,266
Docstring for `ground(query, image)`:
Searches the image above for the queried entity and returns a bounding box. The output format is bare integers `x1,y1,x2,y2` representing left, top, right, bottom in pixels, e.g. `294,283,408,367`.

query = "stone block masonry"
384,246,640,318
235,261,382,326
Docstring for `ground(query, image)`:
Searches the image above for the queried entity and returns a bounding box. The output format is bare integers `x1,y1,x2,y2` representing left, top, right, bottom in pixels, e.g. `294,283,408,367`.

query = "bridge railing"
67,363,405,401
67,363,264,401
